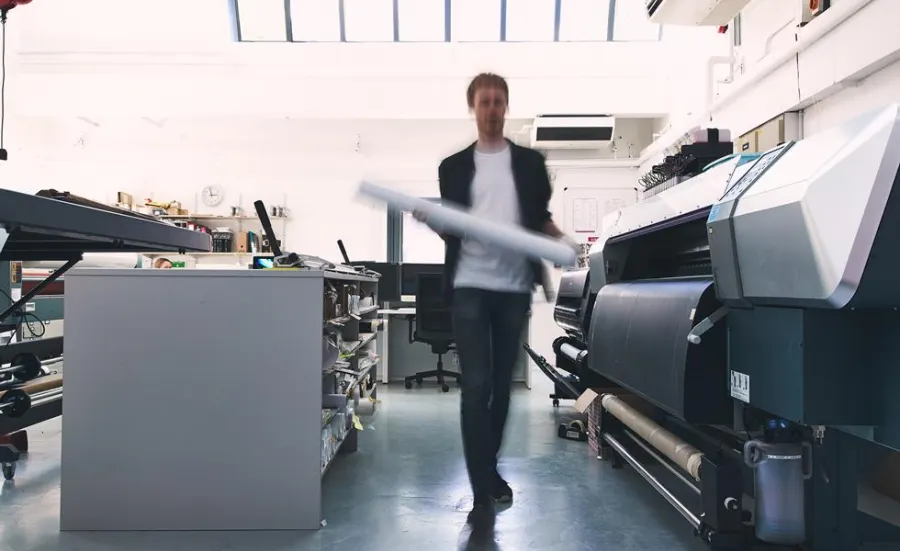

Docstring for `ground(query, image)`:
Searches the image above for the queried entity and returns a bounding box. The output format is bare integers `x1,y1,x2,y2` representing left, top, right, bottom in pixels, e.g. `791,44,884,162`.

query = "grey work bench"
377,304,532,389
59,268,379,531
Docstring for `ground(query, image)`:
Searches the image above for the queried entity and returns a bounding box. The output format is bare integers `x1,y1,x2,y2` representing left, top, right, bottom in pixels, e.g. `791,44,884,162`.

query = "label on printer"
730,370,750,403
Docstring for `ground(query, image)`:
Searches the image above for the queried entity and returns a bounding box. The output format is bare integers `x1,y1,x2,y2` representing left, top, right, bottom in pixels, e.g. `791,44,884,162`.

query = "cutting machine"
554,104,900,550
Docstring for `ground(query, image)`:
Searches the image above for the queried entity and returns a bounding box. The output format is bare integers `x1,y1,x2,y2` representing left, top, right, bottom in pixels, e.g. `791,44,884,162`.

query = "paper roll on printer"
357,181,577,267
26,253,141,270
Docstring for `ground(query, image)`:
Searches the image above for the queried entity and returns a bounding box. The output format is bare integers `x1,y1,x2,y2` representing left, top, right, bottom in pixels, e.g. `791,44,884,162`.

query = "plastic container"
744,439,812,544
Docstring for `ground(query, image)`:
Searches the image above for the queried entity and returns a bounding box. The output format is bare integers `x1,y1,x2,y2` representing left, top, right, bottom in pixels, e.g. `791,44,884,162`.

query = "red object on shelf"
717,25,728,33
0,0,33,10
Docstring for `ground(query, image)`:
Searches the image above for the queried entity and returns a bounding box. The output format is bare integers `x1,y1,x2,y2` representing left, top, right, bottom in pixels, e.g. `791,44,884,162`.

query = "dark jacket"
437,138,554,300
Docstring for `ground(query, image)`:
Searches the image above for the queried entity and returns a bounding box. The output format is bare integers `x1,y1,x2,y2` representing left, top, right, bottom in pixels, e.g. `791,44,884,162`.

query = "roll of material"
559,343,585,363
357,181,577,267
0,373,63,400
601,393,704,481
26,253,140,270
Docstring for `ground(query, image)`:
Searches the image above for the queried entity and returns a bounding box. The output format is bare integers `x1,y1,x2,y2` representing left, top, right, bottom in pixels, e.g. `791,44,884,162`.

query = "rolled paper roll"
357,181,577,266
26,253,140,270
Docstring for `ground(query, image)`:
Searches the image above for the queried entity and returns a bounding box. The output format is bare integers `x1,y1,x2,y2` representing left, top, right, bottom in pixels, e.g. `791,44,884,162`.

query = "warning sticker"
730,370,750,403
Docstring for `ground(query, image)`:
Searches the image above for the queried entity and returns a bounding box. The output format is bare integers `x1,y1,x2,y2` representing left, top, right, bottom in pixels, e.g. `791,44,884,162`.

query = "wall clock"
201,185,225,207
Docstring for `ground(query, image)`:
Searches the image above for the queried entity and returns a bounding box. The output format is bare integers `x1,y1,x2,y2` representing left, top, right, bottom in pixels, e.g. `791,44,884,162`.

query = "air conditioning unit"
645,0,753,26
530,115,615,150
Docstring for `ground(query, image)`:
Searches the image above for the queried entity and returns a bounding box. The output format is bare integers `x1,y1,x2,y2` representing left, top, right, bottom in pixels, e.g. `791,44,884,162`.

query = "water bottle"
744,439,812,544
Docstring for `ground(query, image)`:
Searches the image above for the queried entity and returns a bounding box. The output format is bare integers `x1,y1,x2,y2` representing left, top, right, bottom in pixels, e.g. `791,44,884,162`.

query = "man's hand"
413,210,449,241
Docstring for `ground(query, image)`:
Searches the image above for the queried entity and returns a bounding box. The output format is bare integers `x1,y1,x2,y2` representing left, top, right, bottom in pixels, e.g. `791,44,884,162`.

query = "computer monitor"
359,262,401,303
400,263,443,298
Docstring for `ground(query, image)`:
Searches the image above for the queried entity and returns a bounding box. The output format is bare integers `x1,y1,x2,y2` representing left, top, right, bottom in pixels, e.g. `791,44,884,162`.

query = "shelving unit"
59,268,380,531
320,276,381,471
144,193,290,259
156,213,290,238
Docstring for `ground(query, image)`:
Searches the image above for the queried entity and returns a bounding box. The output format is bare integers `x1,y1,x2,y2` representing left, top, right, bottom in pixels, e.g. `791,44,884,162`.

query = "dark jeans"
451,287,531,502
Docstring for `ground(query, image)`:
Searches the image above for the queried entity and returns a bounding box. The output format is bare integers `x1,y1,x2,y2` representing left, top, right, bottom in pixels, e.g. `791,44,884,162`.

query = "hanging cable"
0,8,8,160
0,1,37,161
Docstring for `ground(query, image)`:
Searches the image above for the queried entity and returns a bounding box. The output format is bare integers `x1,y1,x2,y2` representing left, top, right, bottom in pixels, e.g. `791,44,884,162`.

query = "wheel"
552,399,560,407
415,375,423,385
2,462,15,481
404,380,413,389
441,384,450,393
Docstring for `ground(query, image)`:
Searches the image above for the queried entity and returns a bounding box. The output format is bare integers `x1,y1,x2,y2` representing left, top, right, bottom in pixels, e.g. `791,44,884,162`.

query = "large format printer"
0,188,210,480
553,104,900,550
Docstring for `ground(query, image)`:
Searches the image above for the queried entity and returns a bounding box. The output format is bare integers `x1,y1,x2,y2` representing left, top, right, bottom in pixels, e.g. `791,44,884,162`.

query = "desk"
380,308,416,315
378,304,532,389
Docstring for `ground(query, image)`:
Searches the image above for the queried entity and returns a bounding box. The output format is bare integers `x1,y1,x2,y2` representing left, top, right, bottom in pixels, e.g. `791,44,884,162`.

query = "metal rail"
30,389,62,408
0,355,63,375
0,388,61,413
623,428,701,495
603,433,701,529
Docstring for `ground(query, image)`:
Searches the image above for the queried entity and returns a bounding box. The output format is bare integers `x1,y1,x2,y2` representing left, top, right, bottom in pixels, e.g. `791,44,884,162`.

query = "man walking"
418,73,569,524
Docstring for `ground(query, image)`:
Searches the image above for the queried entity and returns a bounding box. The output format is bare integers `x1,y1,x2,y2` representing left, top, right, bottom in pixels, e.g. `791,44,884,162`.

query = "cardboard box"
235,231,248,253
575,388,655,459
735,132,758,154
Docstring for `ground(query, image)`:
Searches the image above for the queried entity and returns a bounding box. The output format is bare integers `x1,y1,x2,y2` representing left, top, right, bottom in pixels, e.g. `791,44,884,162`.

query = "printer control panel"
720,141,793,203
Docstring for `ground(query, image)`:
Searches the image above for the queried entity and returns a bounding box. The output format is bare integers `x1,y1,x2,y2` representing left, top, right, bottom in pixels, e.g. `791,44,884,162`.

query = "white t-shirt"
453,146,532,292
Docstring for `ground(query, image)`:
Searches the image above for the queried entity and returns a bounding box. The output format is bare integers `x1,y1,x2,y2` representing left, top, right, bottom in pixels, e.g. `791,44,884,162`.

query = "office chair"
404,273,460,393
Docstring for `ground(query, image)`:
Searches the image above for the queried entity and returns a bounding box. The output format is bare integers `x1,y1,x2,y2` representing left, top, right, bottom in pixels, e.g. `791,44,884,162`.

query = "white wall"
11,43,677,119
658,23,732,124
0,115,646,262
802,57,900,135
643,0,900,173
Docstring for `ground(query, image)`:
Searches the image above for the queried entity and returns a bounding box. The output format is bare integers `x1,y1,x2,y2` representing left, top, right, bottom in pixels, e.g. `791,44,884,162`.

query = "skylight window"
505,0,555,42
236,0,288,41
398,0,445,42
558,0,610,42
344,0,394,42
451,0,501,42
613,0,661,41
290,0,341,42
233,0,662,43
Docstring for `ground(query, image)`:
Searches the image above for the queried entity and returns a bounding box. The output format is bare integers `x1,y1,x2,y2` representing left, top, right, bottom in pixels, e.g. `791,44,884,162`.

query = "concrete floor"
0,369,706,551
